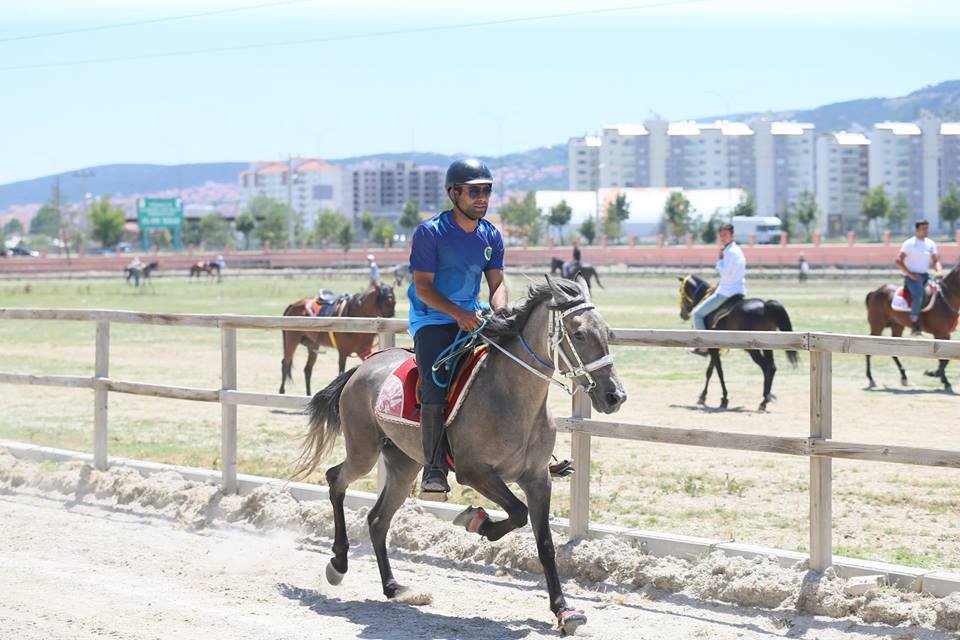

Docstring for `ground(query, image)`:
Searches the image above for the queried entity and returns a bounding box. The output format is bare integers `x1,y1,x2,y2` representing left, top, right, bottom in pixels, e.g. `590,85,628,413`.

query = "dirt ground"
3,453,960,640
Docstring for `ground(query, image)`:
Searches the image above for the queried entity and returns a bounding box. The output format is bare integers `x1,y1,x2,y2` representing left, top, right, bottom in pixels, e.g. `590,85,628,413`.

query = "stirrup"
419,469,449,502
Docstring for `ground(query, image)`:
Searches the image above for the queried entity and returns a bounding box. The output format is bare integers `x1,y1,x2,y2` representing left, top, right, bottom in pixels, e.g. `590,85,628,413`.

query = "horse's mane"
483,279,584,342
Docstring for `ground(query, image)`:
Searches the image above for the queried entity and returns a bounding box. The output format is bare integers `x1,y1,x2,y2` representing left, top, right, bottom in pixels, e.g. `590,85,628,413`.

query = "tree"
372,219,395,247
181,220,202,246
199,213,230,246
888,193,911,235
860,185,890,240
235,211,256,249
4,218,24,235
499,192,543,244
252,201,290,247
547,199,572,242
88,195,126,247
30,203,61,238
791,190,818,242
337,220,354,251
578,218,596,245
314,210,347,247
604,193,630,243
939,183,960,233
663,191,691,242
731,192,756,217
399,199,421,233
359,210,374,238
700,213,719,244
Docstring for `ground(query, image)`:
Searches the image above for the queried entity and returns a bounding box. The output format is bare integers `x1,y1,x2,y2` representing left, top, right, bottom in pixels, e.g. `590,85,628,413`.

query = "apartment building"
868,122,924,218
753,121,815,217
666,121,756,193
816,132,870,234
239,157,344,230
598,124,652,188
347,160,445,219
941,122,960,197
568,135,601,190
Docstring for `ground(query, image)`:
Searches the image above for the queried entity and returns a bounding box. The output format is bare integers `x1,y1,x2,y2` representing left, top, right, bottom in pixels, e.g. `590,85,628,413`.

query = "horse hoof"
697,396,706,406
901,377,909,386
758,403,768,412
720,399,729,409
325,560,346,586
558,609,587,636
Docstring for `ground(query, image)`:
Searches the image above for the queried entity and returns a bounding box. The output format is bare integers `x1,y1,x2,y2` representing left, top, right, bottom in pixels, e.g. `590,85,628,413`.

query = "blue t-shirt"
407,210,505,336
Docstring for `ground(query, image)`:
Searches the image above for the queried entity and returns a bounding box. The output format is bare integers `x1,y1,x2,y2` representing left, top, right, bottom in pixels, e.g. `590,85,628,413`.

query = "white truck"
730,216,782,244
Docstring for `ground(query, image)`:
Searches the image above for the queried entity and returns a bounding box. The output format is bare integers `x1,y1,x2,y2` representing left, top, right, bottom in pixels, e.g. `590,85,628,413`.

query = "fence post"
568,386,592,540
376,329,396,492
93,320,110,470
809,350,833,571
220,325,238,494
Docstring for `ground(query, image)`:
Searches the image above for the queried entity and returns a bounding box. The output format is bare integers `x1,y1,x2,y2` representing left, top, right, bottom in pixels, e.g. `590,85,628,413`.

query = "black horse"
124,261,159,287
549,257,603,291
678,274,798,411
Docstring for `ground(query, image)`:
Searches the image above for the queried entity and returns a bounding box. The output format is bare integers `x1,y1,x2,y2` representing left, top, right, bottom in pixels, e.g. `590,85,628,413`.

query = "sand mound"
1,451,956,632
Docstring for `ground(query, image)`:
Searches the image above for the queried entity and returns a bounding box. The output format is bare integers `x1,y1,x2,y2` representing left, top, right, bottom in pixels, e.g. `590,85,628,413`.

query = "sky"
0,0,958,184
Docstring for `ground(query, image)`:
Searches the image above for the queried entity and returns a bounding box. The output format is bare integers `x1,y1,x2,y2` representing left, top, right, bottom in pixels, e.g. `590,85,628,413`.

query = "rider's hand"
454,308,482,332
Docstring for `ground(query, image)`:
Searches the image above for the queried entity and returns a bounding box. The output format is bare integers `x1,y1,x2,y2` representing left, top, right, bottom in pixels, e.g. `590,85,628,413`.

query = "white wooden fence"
2,307,960,576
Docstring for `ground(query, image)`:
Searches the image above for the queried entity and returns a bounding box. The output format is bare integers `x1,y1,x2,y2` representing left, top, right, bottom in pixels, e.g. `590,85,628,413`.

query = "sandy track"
1,457,959,640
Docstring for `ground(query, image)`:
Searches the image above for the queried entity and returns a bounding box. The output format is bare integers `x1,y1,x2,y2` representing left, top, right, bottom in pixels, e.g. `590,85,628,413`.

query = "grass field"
1,270,958,569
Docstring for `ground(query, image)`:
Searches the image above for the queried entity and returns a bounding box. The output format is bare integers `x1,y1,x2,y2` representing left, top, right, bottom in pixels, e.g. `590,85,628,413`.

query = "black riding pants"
413,323,461,405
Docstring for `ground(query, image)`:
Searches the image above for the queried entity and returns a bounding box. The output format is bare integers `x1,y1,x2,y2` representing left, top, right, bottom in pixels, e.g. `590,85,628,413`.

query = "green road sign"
137,198,183,229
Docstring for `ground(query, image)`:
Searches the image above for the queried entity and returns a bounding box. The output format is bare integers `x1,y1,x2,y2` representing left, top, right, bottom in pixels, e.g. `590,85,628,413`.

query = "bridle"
479,295,615,395
679,275,708,312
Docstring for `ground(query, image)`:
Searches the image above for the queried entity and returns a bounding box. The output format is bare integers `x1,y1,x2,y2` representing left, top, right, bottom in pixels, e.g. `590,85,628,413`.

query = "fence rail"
2,306,960,573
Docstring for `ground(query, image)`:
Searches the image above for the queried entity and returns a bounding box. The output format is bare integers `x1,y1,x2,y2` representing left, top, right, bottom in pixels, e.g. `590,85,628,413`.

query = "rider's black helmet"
445,158,493,189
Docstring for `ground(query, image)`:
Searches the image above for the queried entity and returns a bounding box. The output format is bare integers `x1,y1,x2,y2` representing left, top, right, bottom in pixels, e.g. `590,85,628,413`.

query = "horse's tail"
765,300,799,367
592,268,604,289
291,366,359,479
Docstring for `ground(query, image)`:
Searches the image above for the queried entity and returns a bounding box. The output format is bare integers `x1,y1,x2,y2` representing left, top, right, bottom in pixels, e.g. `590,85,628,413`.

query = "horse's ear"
545,274,576,304
677,275,684,282
575,273,591,301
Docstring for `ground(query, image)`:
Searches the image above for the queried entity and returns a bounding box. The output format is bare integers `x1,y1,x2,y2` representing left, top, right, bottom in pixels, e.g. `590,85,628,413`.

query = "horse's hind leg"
304,348,318,396
369,441,421,598
325,439,381,585
698,358,715,405
518,468,586,634
747,349,775,411
711,350,729,409
455,465,528,542
890,325,909,385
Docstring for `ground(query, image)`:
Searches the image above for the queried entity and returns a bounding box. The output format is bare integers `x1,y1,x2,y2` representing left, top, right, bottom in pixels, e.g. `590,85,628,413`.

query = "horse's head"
374,284,396,318
678,274,709,321
546,274,627,414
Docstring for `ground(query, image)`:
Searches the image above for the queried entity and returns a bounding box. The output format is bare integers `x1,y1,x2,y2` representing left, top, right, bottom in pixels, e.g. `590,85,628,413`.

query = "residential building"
941,122,960,198
666,121,756,194
346,160,445,220
598,125,652,188
816,132,870,234
568,135,601,190
753,121,815,217
239,157,344,230
868,122,924,223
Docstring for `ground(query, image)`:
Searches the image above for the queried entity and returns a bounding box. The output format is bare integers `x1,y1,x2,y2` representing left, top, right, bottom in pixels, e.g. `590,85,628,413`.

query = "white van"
731,216,782,244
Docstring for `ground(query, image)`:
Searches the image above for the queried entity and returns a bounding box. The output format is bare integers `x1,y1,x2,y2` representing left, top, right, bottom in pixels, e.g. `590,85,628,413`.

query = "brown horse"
865,261,960,390
189,261,220,280
279,284,396,395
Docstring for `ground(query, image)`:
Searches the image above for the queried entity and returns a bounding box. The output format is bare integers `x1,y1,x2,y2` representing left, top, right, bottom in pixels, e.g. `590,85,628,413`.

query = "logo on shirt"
484,246,492,261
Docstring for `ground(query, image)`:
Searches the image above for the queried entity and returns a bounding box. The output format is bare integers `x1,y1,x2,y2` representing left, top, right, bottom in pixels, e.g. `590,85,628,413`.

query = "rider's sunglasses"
460,185,493,198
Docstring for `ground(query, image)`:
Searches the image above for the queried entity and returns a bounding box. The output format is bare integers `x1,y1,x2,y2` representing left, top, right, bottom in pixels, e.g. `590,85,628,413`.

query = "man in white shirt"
895,219,943,335
691,223,747,355
366,253,379,287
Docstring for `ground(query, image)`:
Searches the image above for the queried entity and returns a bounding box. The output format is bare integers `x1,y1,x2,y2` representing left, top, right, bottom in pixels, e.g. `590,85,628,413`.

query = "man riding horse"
690,222,746,355
895,219,943,335
408,158,507,501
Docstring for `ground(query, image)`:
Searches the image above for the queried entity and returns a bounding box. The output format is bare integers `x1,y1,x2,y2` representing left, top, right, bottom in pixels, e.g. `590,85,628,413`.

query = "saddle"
308,290,350,318
706,294,744,329
892,282,937,313
374,346,490,428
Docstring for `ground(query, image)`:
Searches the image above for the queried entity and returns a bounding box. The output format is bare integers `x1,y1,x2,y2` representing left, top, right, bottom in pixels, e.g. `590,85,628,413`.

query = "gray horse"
294,275,626,635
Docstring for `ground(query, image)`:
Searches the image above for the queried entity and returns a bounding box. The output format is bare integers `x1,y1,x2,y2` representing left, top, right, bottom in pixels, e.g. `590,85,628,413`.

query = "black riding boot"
419,403,450,500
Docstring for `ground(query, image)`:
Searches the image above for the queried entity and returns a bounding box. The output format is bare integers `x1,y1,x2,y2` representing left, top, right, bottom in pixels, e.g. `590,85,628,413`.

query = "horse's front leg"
518,469,586,636
698,357,715,405
925,355,952,391
454,464,528,542
712,350,729,409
